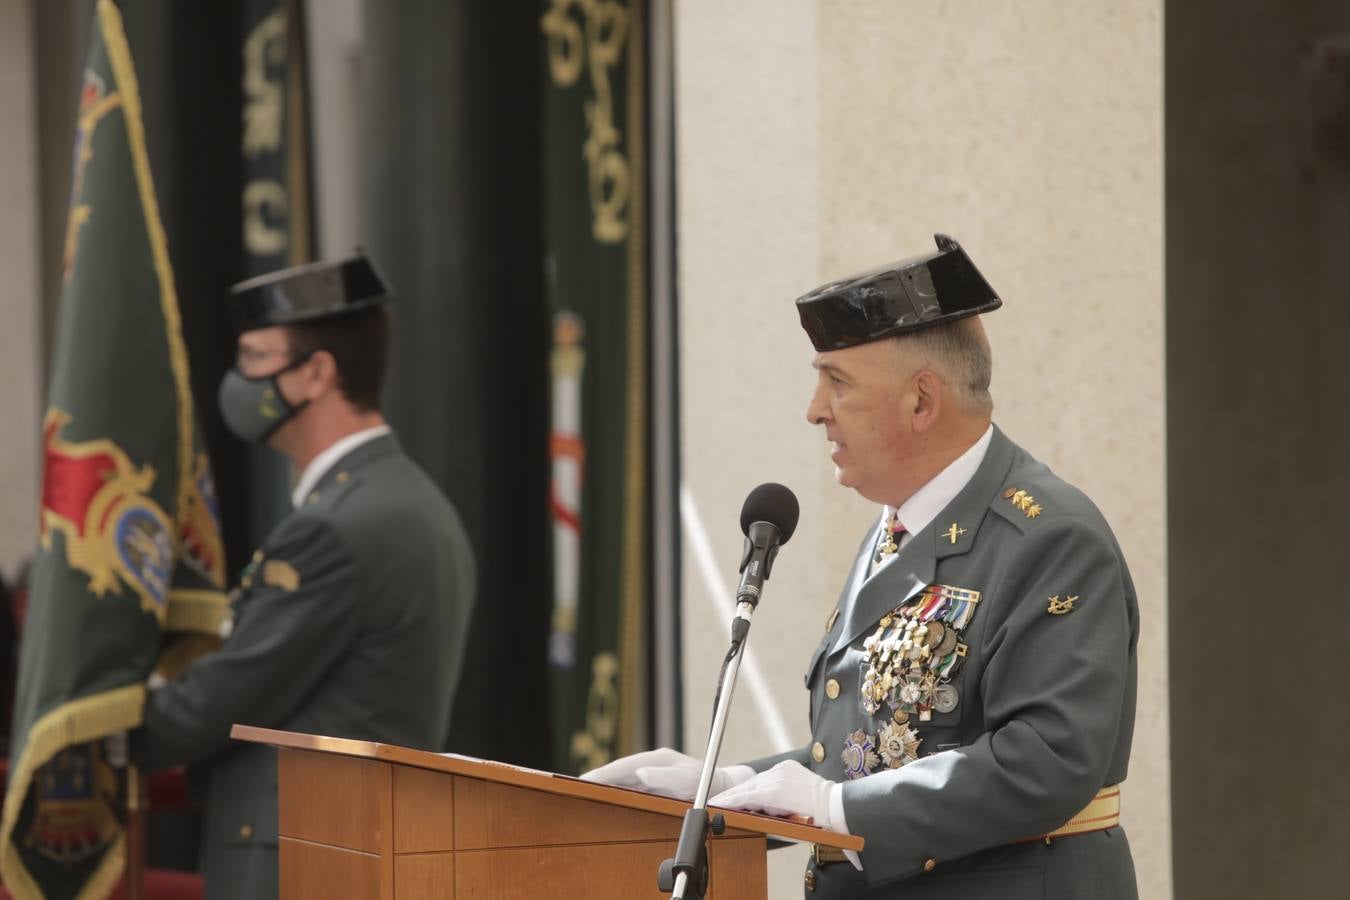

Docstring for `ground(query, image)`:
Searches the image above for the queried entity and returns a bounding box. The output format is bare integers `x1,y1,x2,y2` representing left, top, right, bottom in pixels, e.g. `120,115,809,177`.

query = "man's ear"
304,350,340,401
910,369,943,433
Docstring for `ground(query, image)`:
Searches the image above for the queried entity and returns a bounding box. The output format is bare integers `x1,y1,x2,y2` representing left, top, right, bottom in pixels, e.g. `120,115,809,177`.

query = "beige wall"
0,0,41,577
674,2,1168,897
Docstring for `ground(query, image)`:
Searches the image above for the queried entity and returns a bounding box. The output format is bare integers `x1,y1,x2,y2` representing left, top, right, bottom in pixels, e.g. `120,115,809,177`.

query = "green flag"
540,0,651,773
0,2,228,896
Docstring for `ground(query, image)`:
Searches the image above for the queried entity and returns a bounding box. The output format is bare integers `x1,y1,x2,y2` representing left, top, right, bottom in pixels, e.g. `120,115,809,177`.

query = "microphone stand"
658,598,758,900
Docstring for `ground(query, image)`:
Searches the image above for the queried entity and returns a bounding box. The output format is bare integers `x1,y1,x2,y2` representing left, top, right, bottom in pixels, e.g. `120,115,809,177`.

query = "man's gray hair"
894,318,994,414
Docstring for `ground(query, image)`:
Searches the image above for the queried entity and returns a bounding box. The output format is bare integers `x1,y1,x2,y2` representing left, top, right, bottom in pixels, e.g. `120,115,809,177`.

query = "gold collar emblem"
1047,595,1079,615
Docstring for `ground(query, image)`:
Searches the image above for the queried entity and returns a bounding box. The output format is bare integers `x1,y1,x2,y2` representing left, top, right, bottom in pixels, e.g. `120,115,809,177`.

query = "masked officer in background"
136,254,476,900
586,235,1139,899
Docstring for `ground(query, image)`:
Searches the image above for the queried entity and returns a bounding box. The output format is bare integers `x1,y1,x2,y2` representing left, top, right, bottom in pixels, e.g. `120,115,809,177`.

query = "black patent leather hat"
226,254,391,333
796,234,1001,351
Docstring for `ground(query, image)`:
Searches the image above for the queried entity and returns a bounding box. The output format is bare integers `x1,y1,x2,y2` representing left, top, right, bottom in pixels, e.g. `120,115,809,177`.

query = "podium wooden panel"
232,726,862,900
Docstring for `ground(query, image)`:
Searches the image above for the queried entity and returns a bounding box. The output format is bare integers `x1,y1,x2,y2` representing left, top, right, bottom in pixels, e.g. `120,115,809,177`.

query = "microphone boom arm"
658,599,756,900
659,484,798,899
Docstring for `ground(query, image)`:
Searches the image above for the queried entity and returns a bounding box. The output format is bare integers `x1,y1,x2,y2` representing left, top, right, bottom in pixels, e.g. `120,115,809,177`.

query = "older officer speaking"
586,235,1138,898
136,255,476,900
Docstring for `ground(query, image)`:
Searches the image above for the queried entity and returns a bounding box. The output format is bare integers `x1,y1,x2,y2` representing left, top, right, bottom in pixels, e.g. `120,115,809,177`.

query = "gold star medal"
878,716,922,769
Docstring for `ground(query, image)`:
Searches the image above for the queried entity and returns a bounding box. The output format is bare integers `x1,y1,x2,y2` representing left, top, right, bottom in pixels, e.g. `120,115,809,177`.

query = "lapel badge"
1003,488,1043,519
942,523,967,545
841,729,880,780
262,560,301,592
1047,594,1079,615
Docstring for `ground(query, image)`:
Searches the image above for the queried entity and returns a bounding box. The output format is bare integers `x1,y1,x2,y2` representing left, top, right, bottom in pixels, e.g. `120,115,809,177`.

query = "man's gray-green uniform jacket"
140,433,475,900
752,427,1138,899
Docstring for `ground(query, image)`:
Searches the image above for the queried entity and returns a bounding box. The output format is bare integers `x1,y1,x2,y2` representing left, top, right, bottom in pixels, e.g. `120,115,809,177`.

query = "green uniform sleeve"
841,517,1133,886
140,514,361,769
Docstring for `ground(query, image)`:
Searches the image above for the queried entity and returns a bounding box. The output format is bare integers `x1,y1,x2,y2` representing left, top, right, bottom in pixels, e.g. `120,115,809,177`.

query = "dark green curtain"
361,0,553,767
238,0,317,549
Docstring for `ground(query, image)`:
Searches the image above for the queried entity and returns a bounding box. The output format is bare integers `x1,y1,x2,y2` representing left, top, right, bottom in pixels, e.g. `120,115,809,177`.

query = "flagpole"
125,764,147,900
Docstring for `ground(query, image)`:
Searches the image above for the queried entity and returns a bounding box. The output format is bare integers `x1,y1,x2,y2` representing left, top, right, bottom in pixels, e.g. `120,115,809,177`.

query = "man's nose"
805,387,828,425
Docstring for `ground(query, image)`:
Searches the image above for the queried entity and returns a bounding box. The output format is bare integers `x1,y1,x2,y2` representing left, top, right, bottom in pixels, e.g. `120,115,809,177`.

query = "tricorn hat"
796,234,1001,351
225,253,391,333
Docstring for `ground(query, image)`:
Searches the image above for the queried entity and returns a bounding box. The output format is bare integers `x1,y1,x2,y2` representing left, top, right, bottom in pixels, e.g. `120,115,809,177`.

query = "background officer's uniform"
761,235,1139,898
138,258,476,900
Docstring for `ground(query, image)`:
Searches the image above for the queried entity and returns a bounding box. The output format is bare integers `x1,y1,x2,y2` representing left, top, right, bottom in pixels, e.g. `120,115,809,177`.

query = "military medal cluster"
842,584,981,780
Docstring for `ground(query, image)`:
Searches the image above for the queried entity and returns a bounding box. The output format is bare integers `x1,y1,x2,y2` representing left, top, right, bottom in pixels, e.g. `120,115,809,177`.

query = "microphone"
736,482,800,607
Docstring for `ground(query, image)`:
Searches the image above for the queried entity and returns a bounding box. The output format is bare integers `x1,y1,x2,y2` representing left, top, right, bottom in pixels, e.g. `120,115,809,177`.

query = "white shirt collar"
885,424,994,542
291,424,391,508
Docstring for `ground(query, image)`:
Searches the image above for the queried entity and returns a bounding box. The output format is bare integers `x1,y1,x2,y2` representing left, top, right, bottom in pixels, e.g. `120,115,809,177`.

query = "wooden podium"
231,726,861,899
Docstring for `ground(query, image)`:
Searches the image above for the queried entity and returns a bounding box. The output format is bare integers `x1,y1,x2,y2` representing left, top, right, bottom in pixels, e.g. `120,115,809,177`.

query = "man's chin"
834,468,886,503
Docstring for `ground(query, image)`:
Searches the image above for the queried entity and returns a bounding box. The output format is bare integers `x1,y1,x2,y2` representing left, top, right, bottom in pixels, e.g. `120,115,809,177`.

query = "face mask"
217,354,312,444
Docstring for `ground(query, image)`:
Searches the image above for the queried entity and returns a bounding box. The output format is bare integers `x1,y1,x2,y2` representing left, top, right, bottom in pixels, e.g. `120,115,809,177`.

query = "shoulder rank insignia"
1002,487,1043,518
1047,594,1078,615
262,560,301,592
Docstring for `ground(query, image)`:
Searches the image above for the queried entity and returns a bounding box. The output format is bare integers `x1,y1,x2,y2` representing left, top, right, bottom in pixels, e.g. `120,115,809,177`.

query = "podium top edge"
228,725,863,851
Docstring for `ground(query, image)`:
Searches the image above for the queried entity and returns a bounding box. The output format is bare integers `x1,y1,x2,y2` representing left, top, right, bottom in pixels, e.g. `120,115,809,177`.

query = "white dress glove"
708,760,838,830
710,760,861,871
580,747,755,801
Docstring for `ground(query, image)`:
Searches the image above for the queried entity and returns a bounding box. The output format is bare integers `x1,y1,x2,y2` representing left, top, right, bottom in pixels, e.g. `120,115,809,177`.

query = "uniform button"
825,679,840,700
240,825,254,840
804,869,816,891
923,857,937,873
811,742,825,763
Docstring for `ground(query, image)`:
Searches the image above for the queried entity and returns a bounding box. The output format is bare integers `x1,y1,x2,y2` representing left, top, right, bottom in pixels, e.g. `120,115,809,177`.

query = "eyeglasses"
234,347,294,370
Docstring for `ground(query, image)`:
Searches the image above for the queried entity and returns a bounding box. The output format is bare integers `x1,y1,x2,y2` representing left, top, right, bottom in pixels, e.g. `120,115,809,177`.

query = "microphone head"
740,483,800,544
